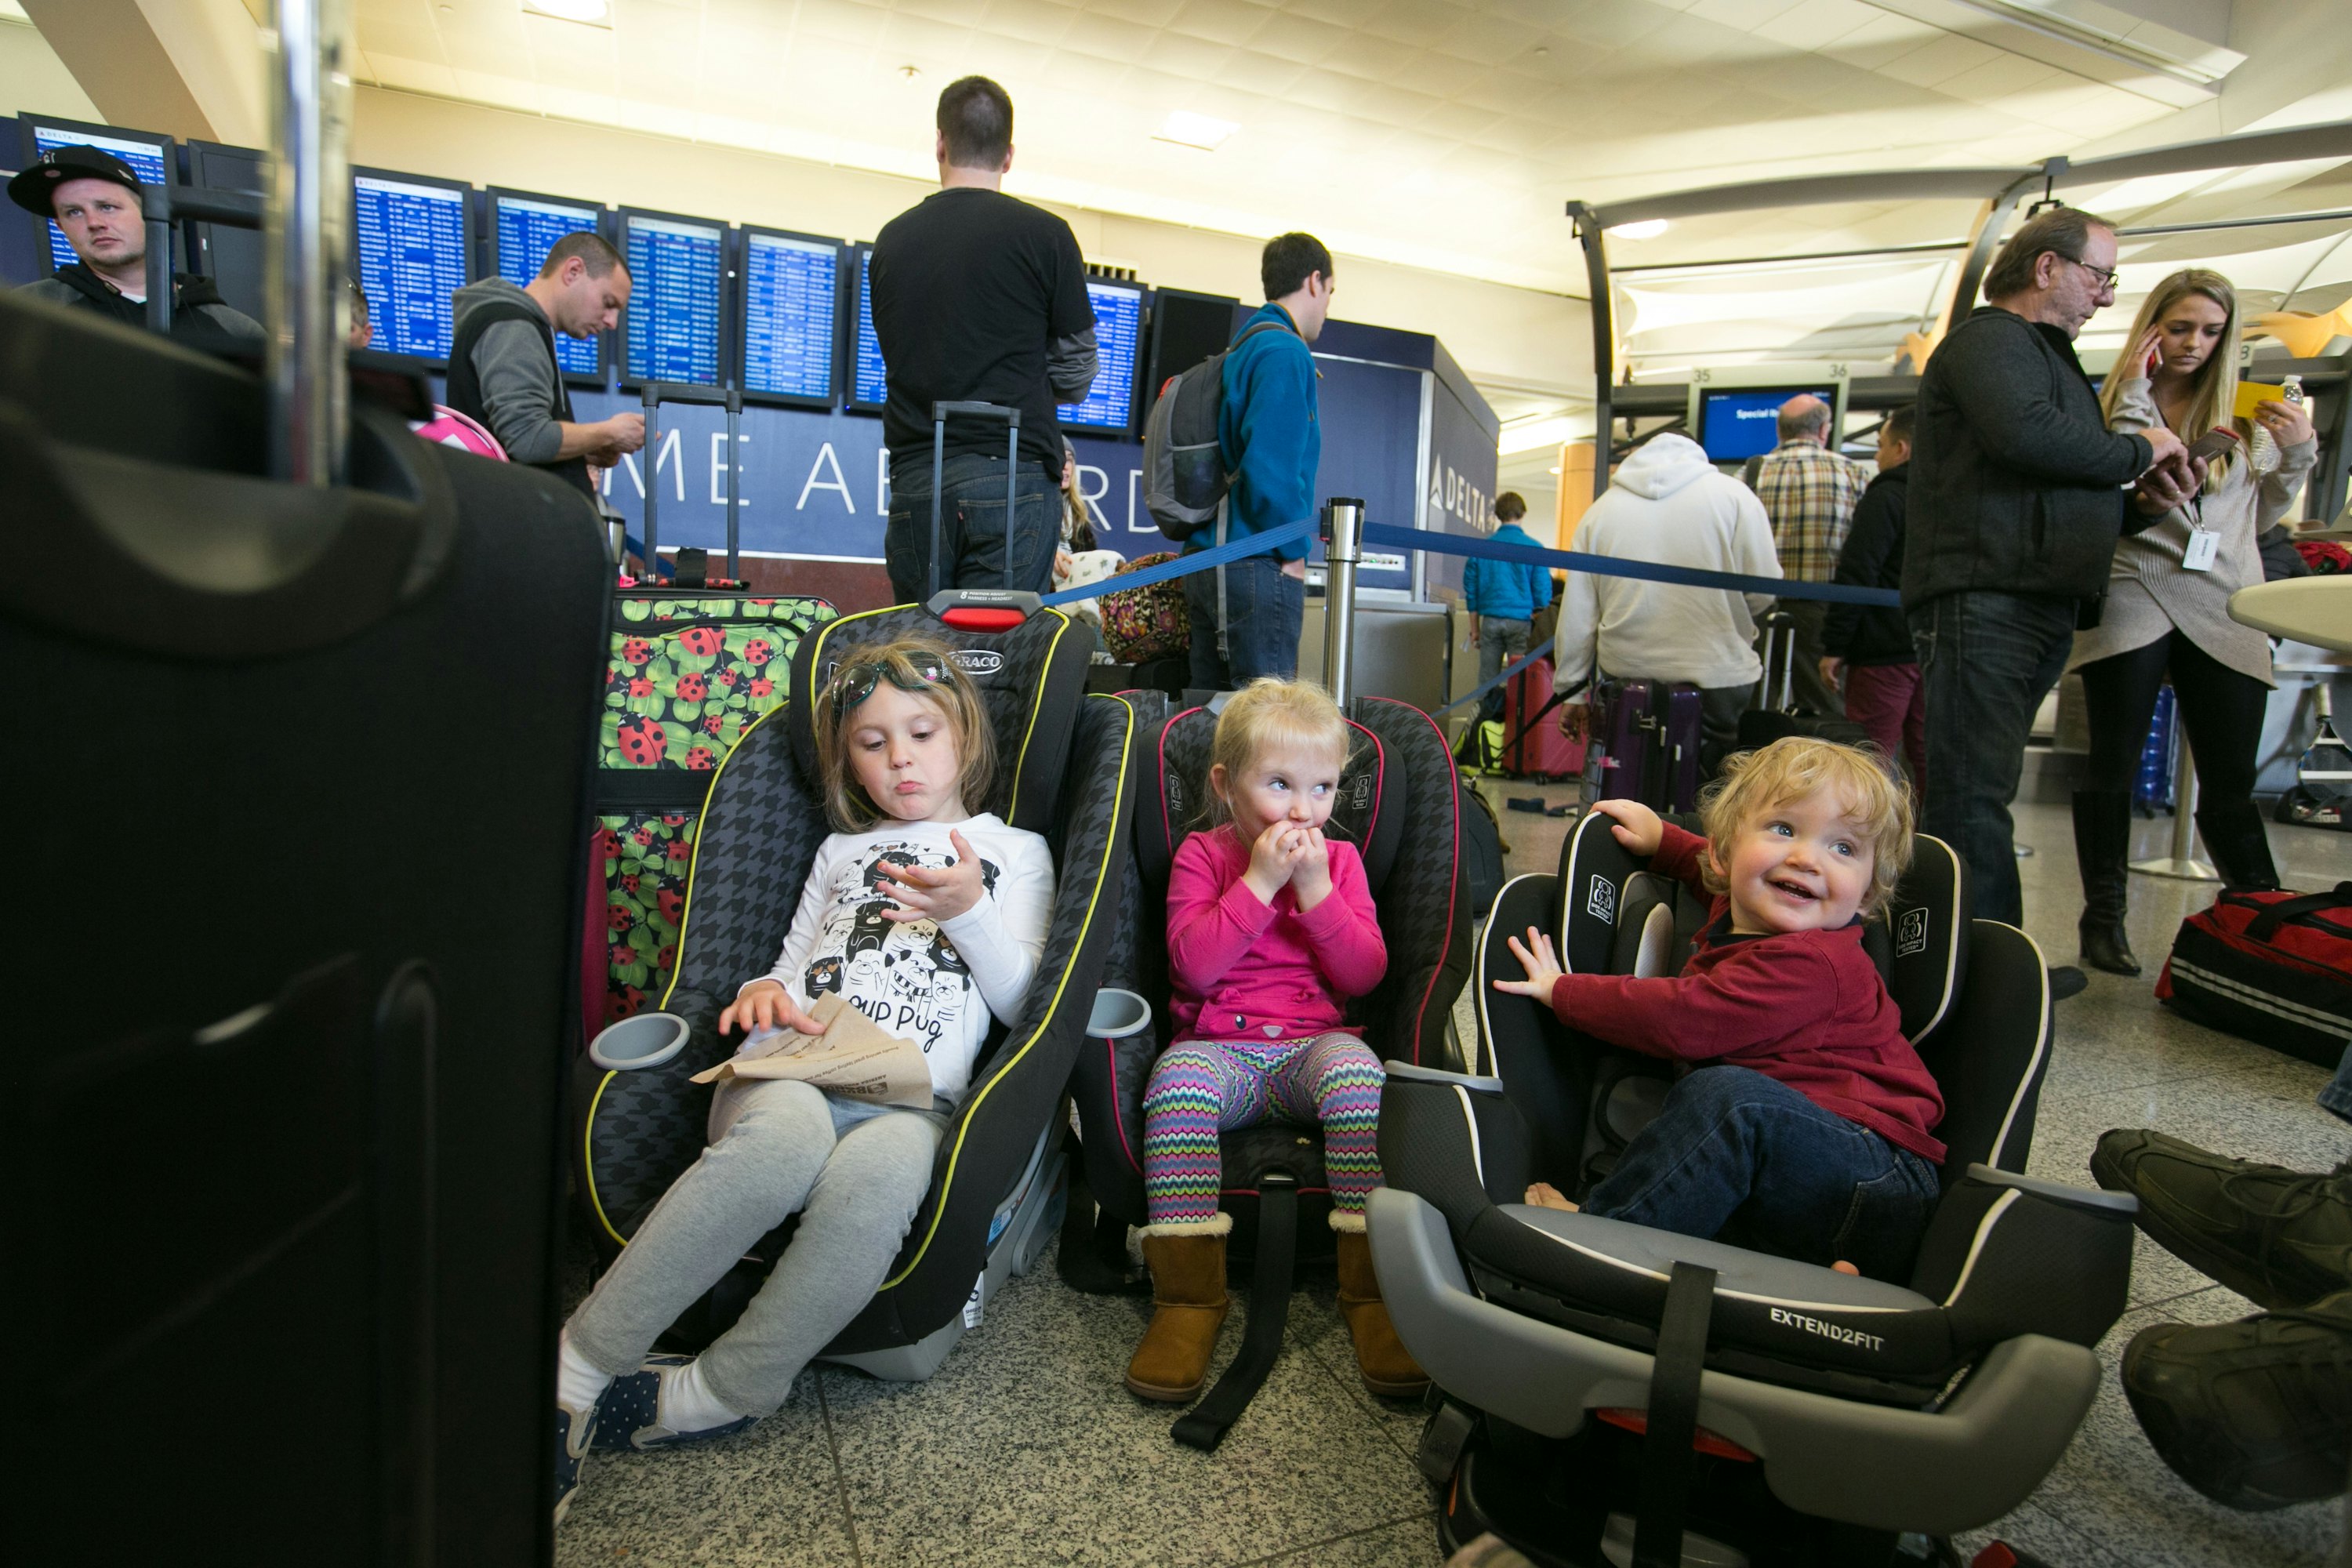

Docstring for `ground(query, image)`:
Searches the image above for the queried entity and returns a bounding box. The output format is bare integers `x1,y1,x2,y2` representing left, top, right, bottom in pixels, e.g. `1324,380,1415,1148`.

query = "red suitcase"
1504,657,1588,782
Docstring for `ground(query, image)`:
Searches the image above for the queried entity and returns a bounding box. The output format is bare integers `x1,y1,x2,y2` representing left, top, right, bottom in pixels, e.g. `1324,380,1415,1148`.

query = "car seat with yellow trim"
1063,690,1473,1447
575,594,1134,1380
1370,808,2140,1566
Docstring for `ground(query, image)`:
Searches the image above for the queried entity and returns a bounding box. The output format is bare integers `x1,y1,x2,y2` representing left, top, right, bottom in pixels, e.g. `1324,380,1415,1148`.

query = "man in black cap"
7,143,262,342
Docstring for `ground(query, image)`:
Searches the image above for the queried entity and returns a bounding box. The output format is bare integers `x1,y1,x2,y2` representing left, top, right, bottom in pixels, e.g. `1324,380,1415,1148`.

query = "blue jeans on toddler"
1581,1065,1942,1283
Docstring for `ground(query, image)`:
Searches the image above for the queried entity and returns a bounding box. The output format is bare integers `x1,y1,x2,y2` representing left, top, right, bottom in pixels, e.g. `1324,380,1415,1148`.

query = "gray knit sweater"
2068,375,2318,687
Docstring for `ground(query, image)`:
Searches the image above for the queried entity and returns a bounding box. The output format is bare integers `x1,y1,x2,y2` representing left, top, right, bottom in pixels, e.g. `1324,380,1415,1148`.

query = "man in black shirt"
8,144,261,344
870,75,1098,601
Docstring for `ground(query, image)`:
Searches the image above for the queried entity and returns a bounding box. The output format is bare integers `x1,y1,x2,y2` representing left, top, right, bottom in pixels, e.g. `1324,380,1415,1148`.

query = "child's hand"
1243,818,1312,903
877,829,985,924
717,980,830,1040
1490,926,1566,1004
1290,826,1334,909
1588,797,1664,858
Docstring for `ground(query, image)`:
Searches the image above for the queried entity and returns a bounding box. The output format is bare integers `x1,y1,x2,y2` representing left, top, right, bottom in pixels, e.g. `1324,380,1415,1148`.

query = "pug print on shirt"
803,838,1000,1057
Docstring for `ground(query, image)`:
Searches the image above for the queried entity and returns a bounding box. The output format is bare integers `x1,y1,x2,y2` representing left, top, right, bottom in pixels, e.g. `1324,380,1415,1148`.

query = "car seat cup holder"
588,1011,691,1073
1085,988,1153,1045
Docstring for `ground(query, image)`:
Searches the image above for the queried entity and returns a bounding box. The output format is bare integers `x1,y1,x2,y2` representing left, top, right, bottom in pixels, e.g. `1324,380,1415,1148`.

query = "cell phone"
2186,426,2241,462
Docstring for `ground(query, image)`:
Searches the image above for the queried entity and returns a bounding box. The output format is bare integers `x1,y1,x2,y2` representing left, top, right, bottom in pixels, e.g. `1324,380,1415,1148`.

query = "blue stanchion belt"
1035,517,1318,608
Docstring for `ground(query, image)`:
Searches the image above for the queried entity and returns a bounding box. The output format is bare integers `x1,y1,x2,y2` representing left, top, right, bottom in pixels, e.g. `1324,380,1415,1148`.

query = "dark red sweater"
1548,824,1947,1164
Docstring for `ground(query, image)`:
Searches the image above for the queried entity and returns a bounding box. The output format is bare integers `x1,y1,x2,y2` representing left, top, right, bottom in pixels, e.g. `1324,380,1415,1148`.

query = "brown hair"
538,230,627,280
811,636,996,832
1203,679,1352,829
2099,268,2247,481
1697,737,1915,917
1982,206,2111,302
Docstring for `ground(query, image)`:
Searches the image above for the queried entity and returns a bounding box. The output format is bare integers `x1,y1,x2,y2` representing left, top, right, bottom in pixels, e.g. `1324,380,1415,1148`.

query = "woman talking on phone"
2070,268,2318,976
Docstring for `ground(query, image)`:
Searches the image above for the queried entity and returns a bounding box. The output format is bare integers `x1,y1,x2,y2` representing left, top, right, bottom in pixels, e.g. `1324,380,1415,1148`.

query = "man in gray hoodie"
448,230,642,496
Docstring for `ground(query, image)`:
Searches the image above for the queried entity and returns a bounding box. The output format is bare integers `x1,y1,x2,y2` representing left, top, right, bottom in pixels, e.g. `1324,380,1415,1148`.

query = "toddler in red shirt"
1494,736,1944,1281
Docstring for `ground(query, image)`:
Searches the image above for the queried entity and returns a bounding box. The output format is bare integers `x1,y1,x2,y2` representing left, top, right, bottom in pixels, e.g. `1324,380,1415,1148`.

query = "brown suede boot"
1125,1216,1231,1403
1334,1213,1429,1398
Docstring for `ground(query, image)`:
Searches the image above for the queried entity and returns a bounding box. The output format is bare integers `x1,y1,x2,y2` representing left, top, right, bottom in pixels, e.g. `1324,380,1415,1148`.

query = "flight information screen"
32,125,169,271
493,191,601,377
851,248,887,407
1058,280,1143,433
623,212,724,385
741,230,838,401
353,172,468,360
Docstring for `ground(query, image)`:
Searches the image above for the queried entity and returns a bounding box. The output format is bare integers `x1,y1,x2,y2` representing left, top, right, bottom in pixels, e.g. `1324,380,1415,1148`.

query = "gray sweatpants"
566,1077,946,1416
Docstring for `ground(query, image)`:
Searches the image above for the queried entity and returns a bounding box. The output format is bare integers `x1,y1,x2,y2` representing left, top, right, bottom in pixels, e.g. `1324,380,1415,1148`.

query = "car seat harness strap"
1633,1259,1718,1568
1172,1171,1298,1452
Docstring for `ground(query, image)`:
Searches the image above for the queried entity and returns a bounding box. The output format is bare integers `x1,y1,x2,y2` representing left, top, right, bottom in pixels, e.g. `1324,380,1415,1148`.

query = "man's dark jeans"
1910,590,2075,927
884,453,1059,604
1580,1065,1941,1282
1183,552,1304,688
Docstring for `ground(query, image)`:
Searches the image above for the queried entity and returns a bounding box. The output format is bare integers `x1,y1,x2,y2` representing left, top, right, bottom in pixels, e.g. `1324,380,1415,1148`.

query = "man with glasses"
1904,206,2196,993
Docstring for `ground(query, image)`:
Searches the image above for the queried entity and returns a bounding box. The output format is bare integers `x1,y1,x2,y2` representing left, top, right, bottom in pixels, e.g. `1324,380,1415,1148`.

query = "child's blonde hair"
1697,738,1915,917
812,635,996,833
1204,679,1352,828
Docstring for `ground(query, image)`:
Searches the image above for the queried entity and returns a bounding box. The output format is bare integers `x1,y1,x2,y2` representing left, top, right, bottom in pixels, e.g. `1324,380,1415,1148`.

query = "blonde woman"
2071,269,2318,975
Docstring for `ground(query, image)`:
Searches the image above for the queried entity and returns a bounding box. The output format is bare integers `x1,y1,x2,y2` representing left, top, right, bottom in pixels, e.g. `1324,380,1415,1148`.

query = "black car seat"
1371,809,2139,1566
1065,691,1472,1448
575,597,1135,1380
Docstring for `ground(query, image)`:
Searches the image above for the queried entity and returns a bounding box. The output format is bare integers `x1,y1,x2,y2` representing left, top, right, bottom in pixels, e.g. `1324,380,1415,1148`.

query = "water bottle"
2281,373,2306,407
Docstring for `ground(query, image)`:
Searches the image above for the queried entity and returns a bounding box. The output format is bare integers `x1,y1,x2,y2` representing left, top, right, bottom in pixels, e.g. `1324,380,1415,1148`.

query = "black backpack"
1139,318,1293,542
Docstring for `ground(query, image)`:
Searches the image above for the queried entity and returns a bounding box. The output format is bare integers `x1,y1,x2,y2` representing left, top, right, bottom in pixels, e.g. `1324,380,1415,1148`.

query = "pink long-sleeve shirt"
1165,822,1388,1045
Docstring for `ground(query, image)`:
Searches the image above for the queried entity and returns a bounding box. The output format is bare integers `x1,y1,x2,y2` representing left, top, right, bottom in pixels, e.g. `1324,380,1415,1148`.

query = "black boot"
2074,789,2140,976
2197,798,2283,892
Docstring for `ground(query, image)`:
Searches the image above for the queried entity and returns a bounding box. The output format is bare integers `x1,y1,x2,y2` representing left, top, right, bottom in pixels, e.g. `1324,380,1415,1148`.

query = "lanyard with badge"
2177,426,2239,572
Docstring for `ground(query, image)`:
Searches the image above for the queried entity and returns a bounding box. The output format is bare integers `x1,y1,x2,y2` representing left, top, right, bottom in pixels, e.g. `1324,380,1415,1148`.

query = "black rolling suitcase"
919,399,1024,599
2,288,609,1563
1740,608,1871,754
589,383,833,1036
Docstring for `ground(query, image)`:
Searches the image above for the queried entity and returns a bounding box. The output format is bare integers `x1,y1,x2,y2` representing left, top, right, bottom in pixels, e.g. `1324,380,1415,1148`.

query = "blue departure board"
353,171,468,361
623,211,724,386
31,124,170,272
492,191,601,377
1058,279,1144,433
741,230,839,402
851,246,887,408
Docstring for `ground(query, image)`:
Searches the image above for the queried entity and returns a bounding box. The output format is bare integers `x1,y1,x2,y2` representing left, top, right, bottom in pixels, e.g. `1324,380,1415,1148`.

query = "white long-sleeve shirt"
1555,433,1782,694
735,814,1055,1105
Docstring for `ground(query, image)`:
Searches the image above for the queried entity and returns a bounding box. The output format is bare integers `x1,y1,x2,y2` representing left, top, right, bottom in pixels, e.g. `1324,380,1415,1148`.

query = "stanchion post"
267,0,353,485
1322,499,1364,707
2129,728,2219,881
641,383,661,575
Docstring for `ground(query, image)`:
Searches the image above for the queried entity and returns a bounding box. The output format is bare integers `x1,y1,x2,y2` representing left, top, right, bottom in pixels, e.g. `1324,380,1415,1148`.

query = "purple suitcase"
1585,677,1655,806
1658,681,1704,813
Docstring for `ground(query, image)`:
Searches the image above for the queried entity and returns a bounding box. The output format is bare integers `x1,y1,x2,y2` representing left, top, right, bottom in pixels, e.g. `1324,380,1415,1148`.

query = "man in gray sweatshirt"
448,230,642,497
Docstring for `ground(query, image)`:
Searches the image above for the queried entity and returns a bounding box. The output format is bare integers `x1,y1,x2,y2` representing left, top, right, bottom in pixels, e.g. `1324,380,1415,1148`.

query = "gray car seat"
575,597,1135,1381
1370,809,2140,1566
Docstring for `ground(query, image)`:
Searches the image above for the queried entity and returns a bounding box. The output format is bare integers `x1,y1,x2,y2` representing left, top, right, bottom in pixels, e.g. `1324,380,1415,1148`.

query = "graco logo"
1896,906,1930,958
951,650,1003,676
1586,876,1617,925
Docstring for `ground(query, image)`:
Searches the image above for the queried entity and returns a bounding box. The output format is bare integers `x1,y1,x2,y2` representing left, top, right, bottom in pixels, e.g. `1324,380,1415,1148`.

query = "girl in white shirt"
554,638,1054,1523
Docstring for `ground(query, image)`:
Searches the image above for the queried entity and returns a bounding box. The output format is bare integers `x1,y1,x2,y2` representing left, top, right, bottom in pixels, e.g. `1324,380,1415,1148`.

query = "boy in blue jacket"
1463,492,1555,692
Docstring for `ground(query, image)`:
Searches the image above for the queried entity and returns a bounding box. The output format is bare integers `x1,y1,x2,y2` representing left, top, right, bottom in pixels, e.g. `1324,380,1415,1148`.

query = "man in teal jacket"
1183,232,1332,687
1462,491,1554,693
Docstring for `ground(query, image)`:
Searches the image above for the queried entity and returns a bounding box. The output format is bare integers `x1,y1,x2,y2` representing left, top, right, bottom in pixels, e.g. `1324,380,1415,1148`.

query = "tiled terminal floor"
557,793,2351,1568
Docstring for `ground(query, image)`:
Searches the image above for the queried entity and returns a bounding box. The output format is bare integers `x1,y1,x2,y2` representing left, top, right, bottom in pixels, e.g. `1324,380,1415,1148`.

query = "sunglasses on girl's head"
829,656,950,711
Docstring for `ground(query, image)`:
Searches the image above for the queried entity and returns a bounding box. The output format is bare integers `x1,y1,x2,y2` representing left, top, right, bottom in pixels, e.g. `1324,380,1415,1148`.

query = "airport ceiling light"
1155,112,1237,152
523,0,610,26
1607,220,1668,241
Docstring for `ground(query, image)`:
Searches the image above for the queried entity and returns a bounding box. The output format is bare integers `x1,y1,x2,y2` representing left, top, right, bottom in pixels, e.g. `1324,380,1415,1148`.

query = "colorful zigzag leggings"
1141,1032,1387,1226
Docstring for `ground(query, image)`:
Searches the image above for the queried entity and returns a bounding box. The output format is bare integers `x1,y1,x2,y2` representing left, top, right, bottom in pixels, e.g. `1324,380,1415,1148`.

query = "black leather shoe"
2092,1130,2352,1310
2079,914,2141,976
2048,964,2089,1000
2123,1290,2352,1511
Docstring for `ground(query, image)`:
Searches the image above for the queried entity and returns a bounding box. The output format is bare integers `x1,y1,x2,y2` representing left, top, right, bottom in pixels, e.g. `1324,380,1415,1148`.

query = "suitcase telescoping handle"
1759,609,1796,712
928,401,1022,601
640,382,744,583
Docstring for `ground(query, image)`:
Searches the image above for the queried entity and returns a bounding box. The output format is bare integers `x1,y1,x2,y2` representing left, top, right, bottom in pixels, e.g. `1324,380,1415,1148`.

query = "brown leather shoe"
1125,1217,1231,1403
1334,1215,1429,1398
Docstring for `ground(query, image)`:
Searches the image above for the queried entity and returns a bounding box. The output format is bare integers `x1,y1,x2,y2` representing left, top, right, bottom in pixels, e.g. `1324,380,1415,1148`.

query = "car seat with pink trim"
1063,689,1473,1447
1368,808,2140,1566
575,595,1135,1381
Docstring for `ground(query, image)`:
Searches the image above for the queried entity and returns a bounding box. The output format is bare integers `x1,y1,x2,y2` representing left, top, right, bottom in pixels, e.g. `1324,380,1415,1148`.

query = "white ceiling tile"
1320,31,1421,84
1748,0,1881,50
357,19,450,63
796,0,891,45
1081,0,1189,24
1058,9,1156,62
1683,0,1805,31
1432,12,1543,66
1138,31,1235,80
1871,31,2002,91
984,0,1080,47
1248,11,1345,67
1167,0,1270,47
1813,9,1942,72
366,52,460,97
1217,47,1305,95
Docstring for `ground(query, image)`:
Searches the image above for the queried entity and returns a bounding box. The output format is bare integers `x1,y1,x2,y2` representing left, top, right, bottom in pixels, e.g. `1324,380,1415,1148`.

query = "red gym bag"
2157,881,2352,1067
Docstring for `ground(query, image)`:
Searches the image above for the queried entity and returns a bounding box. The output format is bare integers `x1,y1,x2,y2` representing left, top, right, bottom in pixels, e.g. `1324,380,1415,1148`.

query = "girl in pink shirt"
1125,681,1425,1404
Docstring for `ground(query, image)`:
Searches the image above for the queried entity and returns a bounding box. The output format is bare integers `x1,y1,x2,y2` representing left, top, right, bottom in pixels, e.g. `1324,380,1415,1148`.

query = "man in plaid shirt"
1752,394,1871,718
